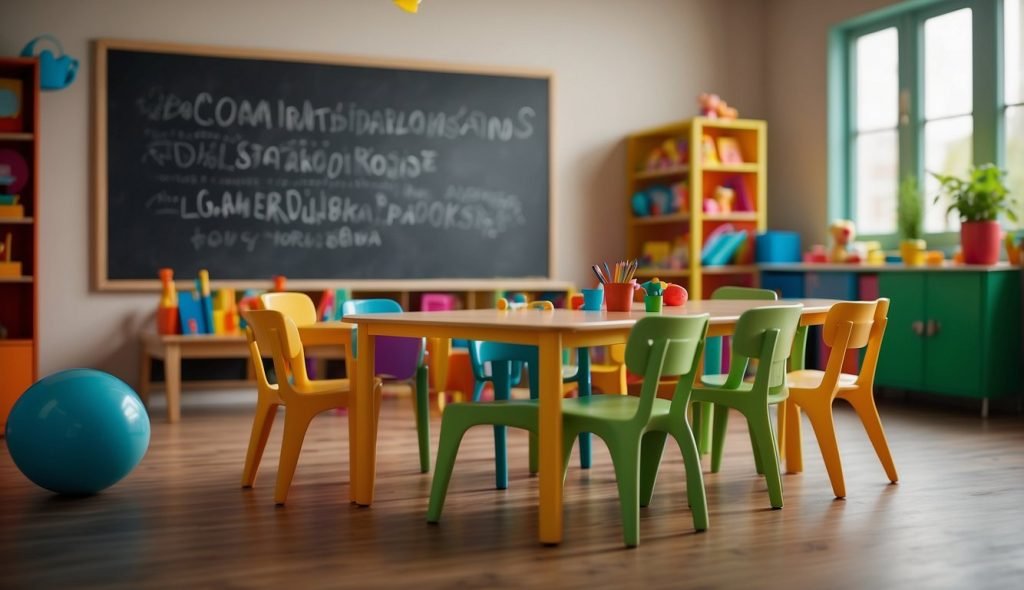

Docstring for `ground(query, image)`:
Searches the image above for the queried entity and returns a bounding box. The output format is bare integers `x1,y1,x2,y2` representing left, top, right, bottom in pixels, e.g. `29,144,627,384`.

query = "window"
830,0,1019,244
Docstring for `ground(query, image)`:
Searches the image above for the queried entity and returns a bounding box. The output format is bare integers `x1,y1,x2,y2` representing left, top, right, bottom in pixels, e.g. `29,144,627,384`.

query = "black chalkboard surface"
94,40,551,288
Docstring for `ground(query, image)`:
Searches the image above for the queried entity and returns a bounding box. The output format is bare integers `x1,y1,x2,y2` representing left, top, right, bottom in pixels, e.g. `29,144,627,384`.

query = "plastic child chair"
690,304,803,509
259,292,317,326
428,315,711,547
467,338,592,488
693,286,779,454
241,309,382,504
341,299,432,473
779,299,898,498
589,344,628,395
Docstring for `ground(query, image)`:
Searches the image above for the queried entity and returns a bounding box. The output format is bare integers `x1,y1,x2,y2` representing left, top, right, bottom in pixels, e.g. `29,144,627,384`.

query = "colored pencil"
591,265,606,284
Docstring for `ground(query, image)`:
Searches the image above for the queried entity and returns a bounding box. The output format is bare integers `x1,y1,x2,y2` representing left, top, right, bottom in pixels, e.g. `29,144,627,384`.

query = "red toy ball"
664,283,688,306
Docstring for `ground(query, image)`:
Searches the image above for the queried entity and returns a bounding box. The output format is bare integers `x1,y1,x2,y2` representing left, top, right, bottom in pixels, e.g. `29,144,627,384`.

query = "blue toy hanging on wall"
20,35,78,91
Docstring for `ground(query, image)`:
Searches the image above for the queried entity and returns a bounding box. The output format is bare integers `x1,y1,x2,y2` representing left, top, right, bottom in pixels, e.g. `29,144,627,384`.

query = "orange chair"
241,308,381,504
779,299,899,498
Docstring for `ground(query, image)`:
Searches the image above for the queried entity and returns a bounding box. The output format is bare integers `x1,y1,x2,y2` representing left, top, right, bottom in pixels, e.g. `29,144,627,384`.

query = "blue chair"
341,299,431,473
468,341,592,489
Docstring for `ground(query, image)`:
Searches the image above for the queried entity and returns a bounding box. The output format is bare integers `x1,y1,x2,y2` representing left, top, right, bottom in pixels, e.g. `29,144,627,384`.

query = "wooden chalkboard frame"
92,38,555,292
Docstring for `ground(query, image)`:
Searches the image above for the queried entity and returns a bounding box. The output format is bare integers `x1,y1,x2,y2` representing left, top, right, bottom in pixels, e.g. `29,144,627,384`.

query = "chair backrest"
341,298,422,381
243,309,312,401
724,304,804,391
260,292,318,326
625,315,709,423
855,298,890,388
712,286,779,301
817,300,879,389
244,320,280,402
607,343,626,364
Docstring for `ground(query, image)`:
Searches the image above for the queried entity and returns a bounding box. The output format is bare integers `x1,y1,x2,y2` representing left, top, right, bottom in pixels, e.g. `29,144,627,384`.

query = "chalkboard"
93,40,552,289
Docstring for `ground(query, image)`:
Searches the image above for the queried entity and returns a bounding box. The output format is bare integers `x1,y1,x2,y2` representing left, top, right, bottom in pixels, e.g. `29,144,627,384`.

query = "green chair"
691,304,803,509
428,315,711,547
693,286,778,454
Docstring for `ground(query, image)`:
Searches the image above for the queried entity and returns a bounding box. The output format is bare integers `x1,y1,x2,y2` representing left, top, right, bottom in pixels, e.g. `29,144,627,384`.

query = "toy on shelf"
213,288,238,334
496,296,553,311
698,93,739,120
0,78,24,132
156,268,180,335
700,134,719,165
641,241,671,269
643,138,689,171
0,231,21,277
925,251,946,266
273,275,287,292
828,219,857,263
804,244,829,263
1005,234,1022,266
716,137,744,164
668,236,689,269
237,289,263,329
20,35,79,91
712,186,735,214
632,182,688,218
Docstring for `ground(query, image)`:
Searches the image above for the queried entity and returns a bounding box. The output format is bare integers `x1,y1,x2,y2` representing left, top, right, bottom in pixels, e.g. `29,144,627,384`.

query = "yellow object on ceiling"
394,0,421,13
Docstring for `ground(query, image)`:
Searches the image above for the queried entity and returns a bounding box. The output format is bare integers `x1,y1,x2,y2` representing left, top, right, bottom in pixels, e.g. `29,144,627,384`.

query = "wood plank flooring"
1,390,1022,589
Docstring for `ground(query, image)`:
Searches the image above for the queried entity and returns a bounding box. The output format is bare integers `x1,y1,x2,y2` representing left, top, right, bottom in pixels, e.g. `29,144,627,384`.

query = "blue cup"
581,288,604,311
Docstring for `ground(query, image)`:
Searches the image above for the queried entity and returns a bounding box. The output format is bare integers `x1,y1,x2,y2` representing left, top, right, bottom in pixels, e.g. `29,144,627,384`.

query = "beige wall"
763,0,902,246
3,0,766,382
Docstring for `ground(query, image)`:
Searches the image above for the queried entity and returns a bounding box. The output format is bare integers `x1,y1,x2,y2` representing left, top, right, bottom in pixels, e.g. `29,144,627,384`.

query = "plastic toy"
0,231,20,277
157,268,180,335
497,297,554,311
698,92,739,120
273,275,287,292
5,369,150,495
641,278,666,297
713,185,735,214
20,35,78,91
828,220,856,262
631,191,650,217
664,283,688,307
804,244,829,263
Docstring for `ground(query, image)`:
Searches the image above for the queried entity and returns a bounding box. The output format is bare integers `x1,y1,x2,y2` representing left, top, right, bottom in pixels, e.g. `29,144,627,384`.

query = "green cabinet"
877,269,1021,403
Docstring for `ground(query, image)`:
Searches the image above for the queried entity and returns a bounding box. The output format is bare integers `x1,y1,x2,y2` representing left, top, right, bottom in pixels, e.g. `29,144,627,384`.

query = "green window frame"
828,0,1012,250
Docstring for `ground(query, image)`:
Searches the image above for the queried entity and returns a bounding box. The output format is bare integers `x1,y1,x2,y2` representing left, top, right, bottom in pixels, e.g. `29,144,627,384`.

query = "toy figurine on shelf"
156,268,180,335
713,186,735,214
0,231,20,277
828,219,857,262
698,93,739,120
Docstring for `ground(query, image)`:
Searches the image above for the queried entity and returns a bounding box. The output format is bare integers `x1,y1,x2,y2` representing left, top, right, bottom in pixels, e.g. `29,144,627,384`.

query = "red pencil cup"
604,283,635,312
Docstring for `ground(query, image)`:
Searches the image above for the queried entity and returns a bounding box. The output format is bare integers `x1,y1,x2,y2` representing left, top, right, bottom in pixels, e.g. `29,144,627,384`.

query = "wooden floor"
2,390,1023,589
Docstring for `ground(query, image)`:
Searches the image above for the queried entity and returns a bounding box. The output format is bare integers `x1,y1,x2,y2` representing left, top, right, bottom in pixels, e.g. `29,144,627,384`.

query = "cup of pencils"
592,260,638,312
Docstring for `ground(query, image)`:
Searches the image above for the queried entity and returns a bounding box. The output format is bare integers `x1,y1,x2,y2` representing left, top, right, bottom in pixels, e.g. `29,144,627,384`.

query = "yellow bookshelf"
625,117,766,299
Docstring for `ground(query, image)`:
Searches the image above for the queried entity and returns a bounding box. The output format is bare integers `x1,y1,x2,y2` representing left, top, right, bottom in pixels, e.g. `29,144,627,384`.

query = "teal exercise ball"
5,369,150,495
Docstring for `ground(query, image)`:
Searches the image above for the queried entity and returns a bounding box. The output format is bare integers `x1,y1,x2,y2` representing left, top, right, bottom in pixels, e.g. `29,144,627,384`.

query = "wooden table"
345,298,837,545
140,322,354,423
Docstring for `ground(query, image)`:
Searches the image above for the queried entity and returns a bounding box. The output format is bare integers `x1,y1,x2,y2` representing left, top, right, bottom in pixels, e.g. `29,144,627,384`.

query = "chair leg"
426,414,473,523
748,408,784,509
492,362,511,488
528,432,539,475
749,425,765,476
241,400,279,488
783,399,804,474
710,404,729,473
845,389,899,483
472,380,486,402
639,431,668,507
274,408,317,505
415,364,431,473
672,426,709,531
607,438,642,547
575,349,592,470
561,427,577,483
803,401,847,498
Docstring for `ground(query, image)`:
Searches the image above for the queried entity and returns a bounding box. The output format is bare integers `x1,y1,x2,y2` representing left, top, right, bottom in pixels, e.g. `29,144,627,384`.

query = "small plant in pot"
897,175,926,265
932,164,1017,265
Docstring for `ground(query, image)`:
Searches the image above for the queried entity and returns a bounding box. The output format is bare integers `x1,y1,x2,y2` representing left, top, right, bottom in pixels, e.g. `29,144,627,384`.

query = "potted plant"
897,175,926,265
932,164,1018,265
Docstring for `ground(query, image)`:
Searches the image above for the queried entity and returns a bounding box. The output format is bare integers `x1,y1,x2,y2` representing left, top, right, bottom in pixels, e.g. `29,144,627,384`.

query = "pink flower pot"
960,220,1002,265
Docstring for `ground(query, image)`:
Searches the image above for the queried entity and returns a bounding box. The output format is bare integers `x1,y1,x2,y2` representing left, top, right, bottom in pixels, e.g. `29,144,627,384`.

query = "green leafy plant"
897,175,923,240
932,164,1018,223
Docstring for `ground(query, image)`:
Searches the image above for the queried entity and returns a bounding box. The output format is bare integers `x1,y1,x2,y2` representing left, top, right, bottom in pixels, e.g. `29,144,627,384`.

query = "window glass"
924,116,973,232
856,28,899,130
855,131,899,234
1006,0,1022,105
924,8,973,119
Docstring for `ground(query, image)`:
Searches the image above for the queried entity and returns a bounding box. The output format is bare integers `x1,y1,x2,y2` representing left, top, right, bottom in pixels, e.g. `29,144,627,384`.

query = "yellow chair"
259,292,317,325
241,308,381,504
589,344,628,395
779,299,899,498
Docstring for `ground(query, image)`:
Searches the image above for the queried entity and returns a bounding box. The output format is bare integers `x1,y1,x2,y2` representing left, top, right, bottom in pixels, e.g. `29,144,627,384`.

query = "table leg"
575,348,592,469
138,347,151,407
537,332,564,545
353,326,377,505
164,344,181,424
429,337,451,396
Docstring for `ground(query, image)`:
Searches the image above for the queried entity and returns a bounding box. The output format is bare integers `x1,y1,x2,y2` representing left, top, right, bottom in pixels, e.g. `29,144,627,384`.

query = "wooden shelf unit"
0,57,39,433
626,117,766,299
